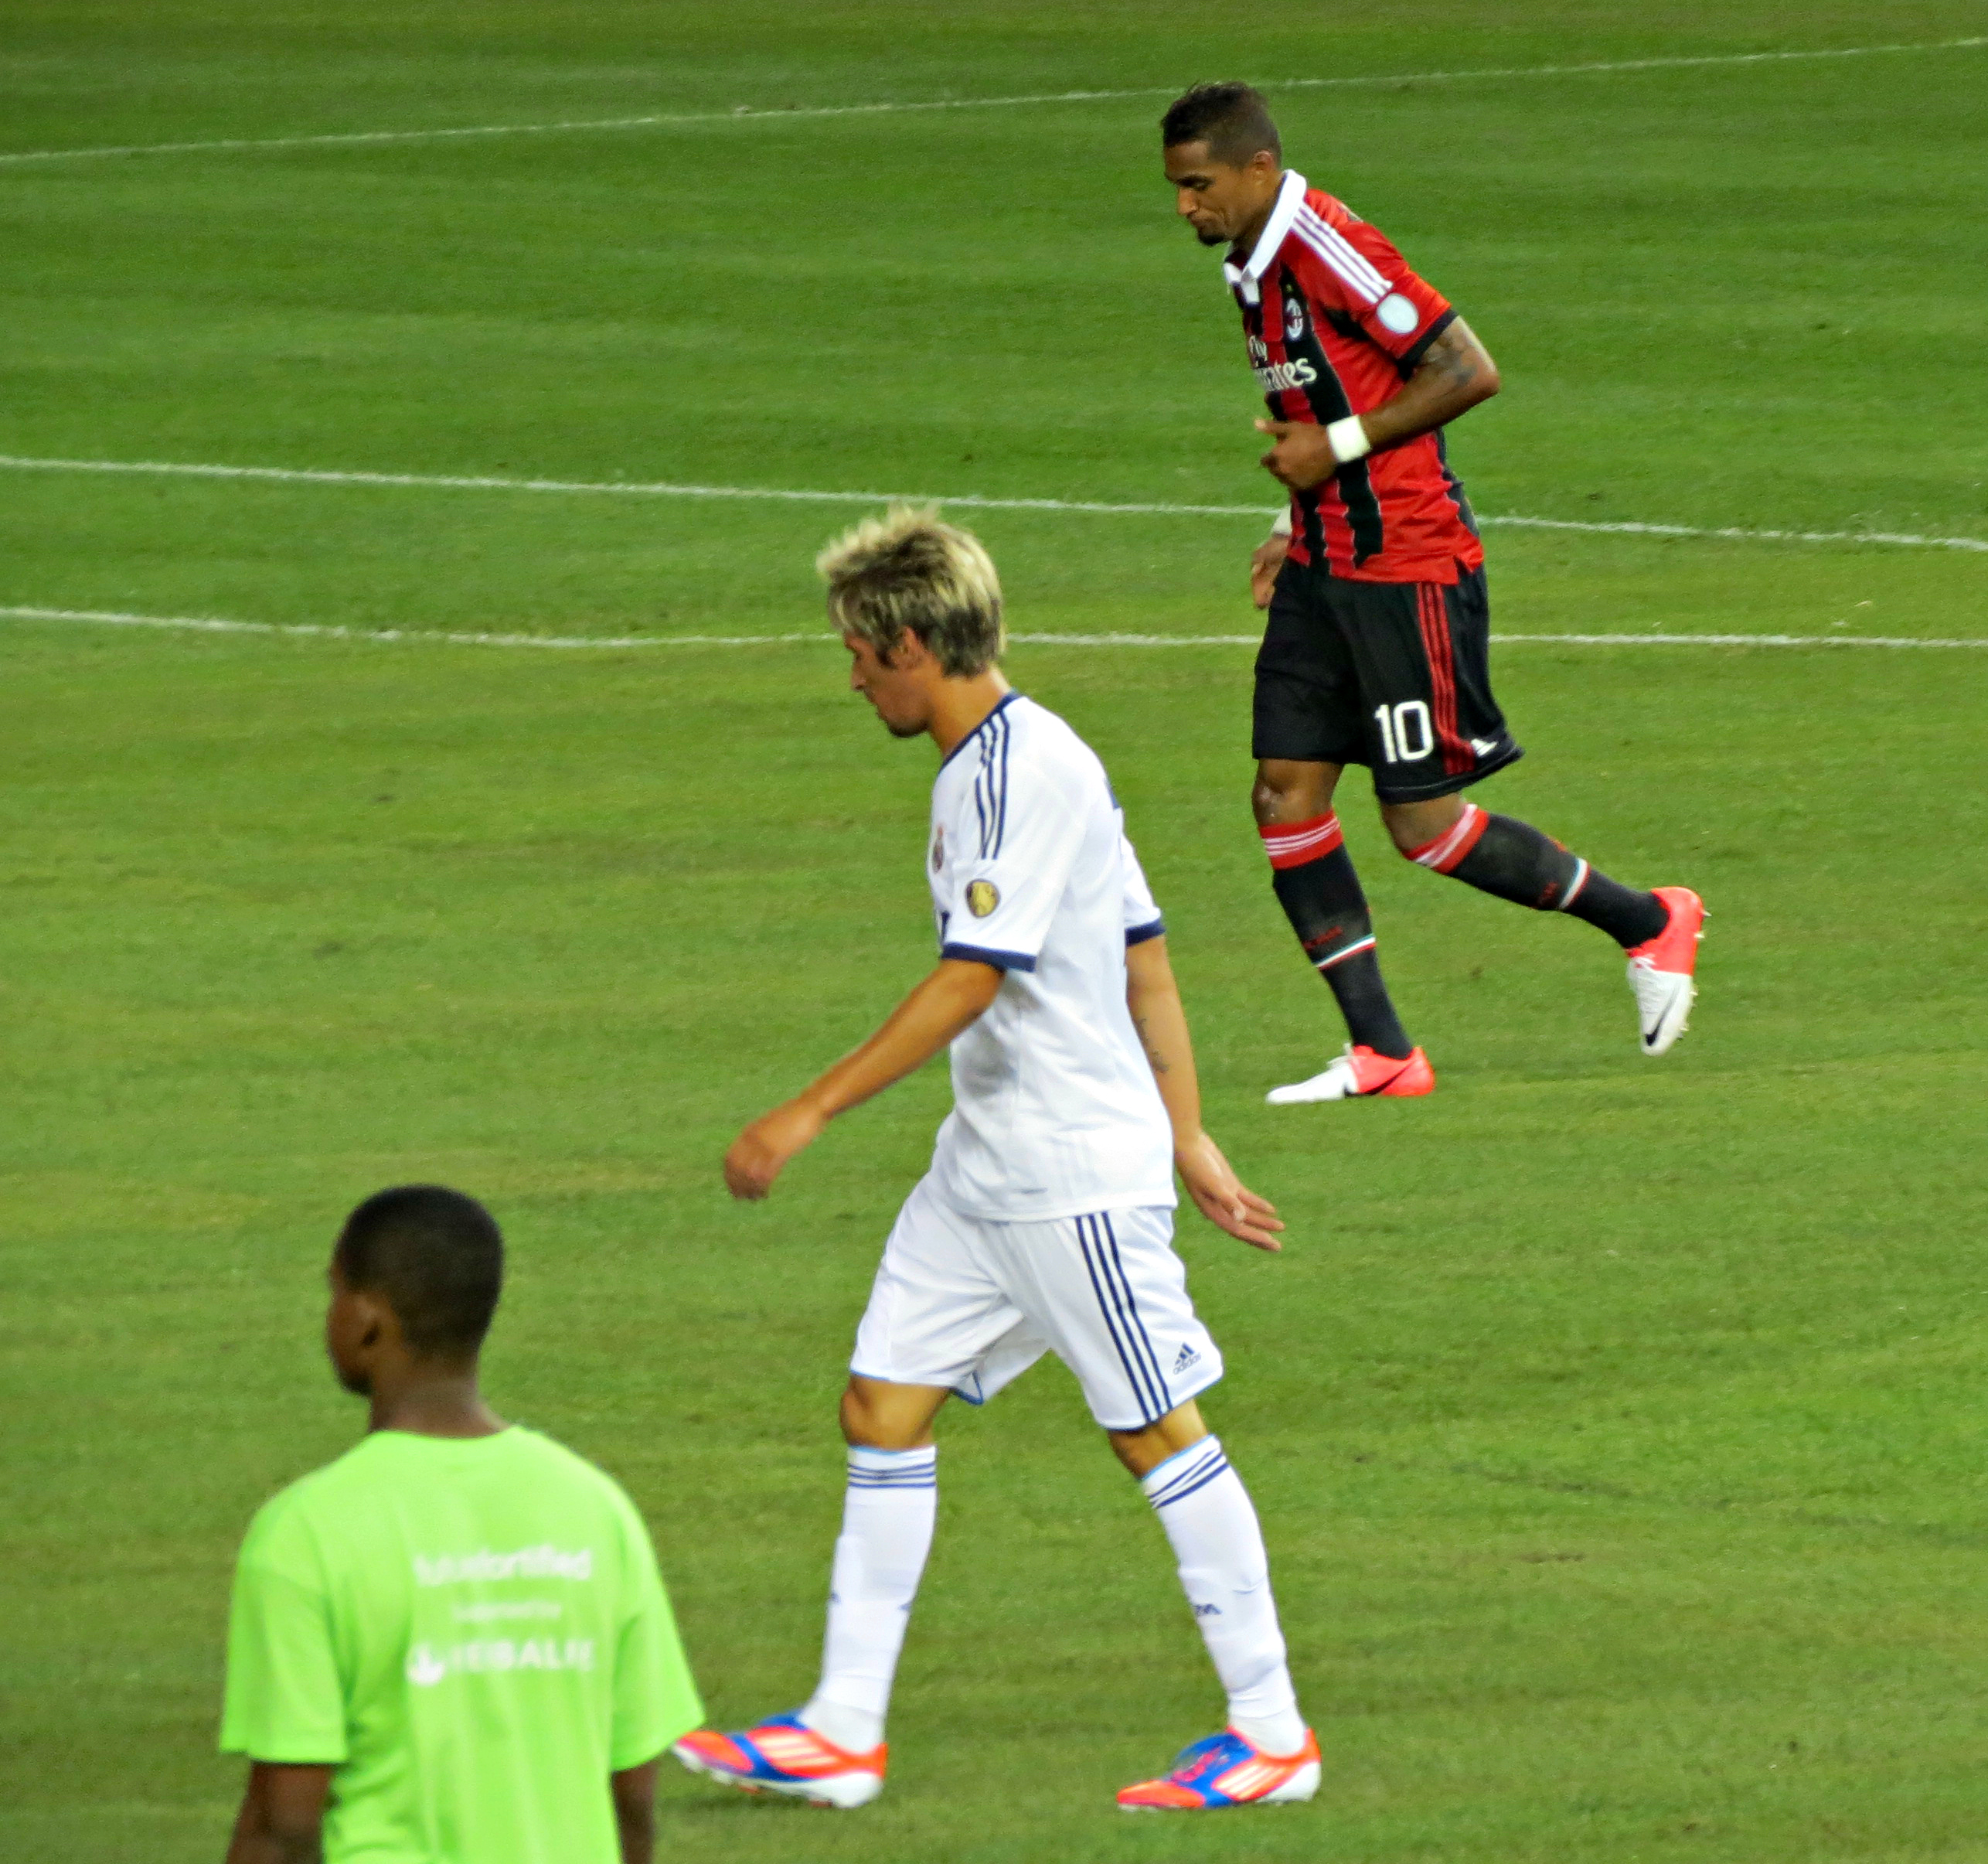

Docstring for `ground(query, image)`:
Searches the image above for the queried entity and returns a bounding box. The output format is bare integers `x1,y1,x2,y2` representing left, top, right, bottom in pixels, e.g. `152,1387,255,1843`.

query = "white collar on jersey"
1220,169,1308,306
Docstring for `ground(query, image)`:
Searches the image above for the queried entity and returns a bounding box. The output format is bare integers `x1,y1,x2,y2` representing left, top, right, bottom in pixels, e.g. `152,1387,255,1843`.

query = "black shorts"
1253,560,1523,803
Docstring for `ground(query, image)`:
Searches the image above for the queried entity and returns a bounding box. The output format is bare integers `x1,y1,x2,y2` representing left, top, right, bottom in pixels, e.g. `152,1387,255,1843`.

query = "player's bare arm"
1125,935,1283,1250
1256,317,1500,492
223,1761,331,1864
723,958,1003,1201
610,1760,659,1864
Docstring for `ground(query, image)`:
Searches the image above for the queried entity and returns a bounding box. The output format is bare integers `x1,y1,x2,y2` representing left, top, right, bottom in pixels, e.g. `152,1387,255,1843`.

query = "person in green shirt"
220,1185,703,1864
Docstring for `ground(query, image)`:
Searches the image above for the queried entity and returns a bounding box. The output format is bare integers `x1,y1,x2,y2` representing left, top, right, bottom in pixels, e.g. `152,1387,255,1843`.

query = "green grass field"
2,5,1985,1860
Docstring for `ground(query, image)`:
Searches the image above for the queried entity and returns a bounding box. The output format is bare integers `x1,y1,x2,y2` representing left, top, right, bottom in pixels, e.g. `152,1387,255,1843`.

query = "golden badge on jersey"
966,880,999,918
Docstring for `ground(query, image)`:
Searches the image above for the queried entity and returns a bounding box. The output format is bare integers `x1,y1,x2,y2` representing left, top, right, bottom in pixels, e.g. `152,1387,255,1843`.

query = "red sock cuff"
1259,812,1344,870
1404,803,1488,873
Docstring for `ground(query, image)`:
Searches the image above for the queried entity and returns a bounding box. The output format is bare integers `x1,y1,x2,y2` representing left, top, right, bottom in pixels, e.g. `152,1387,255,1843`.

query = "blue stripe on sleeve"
974,709,1013,859
992,710,1011,854
1125,916,1166,946
941,942,1036,973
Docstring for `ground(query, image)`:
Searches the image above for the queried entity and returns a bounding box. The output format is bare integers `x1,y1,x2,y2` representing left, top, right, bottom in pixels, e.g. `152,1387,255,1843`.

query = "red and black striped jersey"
1225,170,1483,584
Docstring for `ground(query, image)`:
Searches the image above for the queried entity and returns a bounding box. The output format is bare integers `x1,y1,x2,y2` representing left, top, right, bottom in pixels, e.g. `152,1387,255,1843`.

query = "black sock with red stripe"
1260,813,1414,1059
1405,804,1667,947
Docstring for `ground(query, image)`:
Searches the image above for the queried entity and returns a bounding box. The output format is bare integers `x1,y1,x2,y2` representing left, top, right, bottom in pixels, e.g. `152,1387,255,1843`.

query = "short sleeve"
1288,206,1455,367
609,1503,703,1770
219,1524,348,1763
1120,828,1164,947
939,728,1088,974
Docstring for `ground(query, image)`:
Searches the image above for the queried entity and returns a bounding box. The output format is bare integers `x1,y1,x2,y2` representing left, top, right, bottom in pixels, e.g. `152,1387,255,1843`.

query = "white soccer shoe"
1624,887,1706,1056
1266,1044,1435,1104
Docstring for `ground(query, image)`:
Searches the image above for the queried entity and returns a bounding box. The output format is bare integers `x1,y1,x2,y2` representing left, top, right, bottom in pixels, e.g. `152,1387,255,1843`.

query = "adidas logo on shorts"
1173,1343,1200,1374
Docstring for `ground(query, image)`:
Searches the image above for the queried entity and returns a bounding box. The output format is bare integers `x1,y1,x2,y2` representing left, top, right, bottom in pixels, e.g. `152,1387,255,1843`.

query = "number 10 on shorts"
1373,700,1434,764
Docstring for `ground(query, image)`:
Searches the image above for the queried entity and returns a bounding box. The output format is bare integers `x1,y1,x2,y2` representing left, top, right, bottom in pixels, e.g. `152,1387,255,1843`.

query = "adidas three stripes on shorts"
850,1176,1224,1432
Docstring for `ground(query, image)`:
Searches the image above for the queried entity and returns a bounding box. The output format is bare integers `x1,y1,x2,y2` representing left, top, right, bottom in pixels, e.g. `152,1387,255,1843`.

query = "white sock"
798,1444,937,1756
1142,1436,1307,1757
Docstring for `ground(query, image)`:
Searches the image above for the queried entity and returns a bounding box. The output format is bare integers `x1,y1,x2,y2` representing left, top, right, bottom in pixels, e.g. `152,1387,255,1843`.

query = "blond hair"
815,506,1005,676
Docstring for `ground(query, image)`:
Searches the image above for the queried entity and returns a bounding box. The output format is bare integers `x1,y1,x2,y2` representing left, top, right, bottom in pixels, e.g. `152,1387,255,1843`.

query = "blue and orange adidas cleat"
672,1712,886,1809
1117,1726,1322,1811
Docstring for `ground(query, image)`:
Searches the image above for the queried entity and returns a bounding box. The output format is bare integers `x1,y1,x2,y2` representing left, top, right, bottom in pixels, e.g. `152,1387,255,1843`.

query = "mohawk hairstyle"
816,506,1006,677
1160,81,1282,165
334,1185,504,1360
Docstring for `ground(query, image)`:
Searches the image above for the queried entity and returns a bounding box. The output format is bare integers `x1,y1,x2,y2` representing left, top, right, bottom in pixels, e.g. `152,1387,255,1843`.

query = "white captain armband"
1270,509,1292,539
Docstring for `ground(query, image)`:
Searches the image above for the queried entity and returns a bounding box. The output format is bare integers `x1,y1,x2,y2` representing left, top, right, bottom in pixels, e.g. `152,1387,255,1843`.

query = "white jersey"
924,693,1175,1221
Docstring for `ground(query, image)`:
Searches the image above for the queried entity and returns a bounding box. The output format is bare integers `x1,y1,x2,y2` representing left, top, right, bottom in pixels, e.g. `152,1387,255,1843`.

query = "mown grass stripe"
0,455,1980,554
2,39,1980,166
3,606,1979,652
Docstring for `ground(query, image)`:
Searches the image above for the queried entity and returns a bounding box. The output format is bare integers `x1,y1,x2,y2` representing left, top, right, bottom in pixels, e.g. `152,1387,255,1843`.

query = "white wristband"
1326,414,1372,463
1270,508,1293,539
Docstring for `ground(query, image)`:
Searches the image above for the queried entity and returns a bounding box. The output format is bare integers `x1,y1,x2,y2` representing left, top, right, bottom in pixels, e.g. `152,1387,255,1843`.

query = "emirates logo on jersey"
1251,324,1317,394
1254,358,1319,394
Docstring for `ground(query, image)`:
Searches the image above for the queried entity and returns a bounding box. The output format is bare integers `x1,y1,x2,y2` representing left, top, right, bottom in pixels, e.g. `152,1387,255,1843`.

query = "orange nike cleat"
1265,1044,1435,1104
1624,886,1705,1056
1118,1726,1322,1810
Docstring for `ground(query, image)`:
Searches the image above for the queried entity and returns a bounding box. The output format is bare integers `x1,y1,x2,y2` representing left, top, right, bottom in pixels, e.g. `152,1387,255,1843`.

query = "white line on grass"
4,607,1980,653
2,39,1981,166
1013,632,1988,649
2,454,1983,555
1480,515,1988,554
1456,632,1986,649
0,606,819,650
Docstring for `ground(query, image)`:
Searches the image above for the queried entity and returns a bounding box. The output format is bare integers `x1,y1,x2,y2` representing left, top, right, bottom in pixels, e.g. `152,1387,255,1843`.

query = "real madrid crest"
967,879,999,918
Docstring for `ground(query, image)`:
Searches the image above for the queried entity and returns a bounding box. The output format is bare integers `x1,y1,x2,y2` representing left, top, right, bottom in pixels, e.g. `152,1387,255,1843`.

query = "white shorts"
850,1177,1224,1431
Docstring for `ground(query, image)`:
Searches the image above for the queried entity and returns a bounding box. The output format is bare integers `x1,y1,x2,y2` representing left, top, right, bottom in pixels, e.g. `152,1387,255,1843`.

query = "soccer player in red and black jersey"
1160,83,1704,1102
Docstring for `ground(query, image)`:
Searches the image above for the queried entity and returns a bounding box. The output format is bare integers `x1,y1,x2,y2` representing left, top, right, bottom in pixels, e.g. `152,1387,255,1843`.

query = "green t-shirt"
220,1426,702,1864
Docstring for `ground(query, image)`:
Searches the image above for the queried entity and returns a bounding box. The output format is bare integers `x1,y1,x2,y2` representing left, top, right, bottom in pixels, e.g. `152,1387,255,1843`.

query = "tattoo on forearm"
1134,1014,1171,1073
1421,322,1481,391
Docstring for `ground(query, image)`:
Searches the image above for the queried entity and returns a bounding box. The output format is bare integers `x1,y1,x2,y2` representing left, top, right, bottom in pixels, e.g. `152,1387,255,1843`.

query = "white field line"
2,454,1983,555
1482,514,1988,554
1014,631,1988,649
3,607,1981,653
2,39,1983,167
0,607,819,650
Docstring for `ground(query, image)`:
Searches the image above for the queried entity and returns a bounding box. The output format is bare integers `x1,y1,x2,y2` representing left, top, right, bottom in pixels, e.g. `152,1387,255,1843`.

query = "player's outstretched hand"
1250,530,1289,609
724,1099,827,1201
1255,418,1338,492
1176,1132,1284,1252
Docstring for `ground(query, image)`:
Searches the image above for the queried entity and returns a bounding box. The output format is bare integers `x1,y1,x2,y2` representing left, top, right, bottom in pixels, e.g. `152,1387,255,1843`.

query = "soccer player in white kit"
671,509,1321,1814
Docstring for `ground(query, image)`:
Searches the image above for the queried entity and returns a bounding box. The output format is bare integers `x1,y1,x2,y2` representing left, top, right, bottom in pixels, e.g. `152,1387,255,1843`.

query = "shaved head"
333,1185,503,1361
